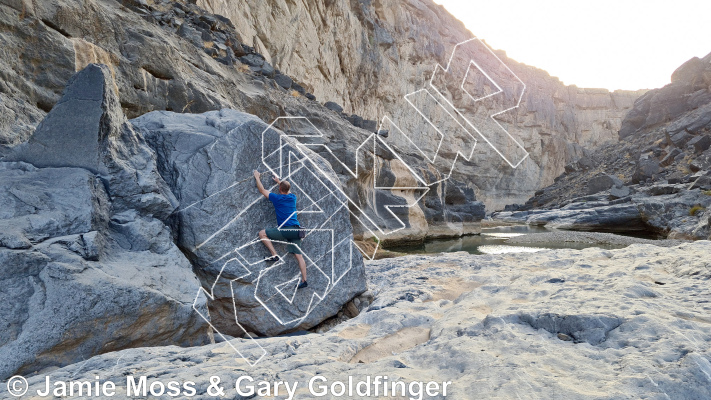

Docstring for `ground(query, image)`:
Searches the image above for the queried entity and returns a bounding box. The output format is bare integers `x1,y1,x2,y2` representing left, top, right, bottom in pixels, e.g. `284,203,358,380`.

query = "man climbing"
254,170,308,289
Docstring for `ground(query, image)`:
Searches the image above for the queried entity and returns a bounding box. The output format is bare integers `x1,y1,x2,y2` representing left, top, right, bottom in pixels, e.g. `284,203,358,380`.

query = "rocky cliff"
502,53,711,240
200,0,644,210
0,0,482,244
0,0,641,240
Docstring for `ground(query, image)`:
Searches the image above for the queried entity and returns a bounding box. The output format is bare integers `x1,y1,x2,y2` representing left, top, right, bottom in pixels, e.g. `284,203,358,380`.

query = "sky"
432,0,711,90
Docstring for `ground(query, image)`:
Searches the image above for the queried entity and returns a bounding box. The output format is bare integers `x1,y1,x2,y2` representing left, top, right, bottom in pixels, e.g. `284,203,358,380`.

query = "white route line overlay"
264,116,430,239
429,37,529,169
188,37,529,367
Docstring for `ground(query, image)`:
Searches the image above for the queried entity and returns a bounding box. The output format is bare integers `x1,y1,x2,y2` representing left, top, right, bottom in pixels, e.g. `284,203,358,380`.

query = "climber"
254,170,308,289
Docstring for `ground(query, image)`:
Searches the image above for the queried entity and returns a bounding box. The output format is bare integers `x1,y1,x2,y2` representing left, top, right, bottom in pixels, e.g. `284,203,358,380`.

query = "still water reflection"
386,225,627,255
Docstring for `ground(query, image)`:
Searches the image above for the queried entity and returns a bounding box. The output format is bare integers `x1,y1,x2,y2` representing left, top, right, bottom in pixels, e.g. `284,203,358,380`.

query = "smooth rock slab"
18,242,711,399
0,163,108,249
526,203,647,232
609,185,631,199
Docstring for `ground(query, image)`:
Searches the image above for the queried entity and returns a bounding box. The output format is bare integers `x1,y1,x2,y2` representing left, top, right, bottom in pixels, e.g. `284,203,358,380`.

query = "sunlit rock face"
199,0,644,211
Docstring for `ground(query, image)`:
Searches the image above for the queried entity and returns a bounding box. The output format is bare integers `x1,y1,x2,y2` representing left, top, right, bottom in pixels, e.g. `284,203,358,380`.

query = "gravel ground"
506,230,690,247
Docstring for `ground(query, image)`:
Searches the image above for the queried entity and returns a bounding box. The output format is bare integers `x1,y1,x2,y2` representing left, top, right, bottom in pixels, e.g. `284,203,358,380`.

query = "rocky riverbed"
494,181,711,240
505,230,688,247
509,50,711,243
15,241,711,399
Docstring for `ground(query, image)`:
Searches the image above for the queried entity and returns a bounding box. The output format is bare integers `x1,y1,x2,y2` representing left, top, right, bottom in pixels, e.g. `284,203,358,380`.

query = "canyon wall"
199,0,644,210
0,0,642,246
507,52,711,241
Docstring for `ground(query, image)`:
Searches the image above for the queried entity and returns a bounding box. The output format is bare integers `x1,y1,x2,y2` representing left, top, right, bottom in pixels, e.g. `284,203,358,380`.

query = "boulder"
519,178,711,239
696,149,711,168
177,23,203,47
347,114,364,128
239,53,264,68
689,175,711,191
587,174,623,195
132,110,367,337
577,156,596,170
664,102,711,136
10,64,178,219
0,165,209,379
644,184,682,196
671,56,705,84
216,55,234,66
660,148,682,166
526,203,647,233
609,185,631,199
11,64,120,175
324,101,344,113
274,73,293,90
292,82,306,95
260,61,275,77
689,135,711,153
633,156,660,184
635,189,711,238
362,119,377,132
669,130,693,148
673,151,686,163
0,65,210,380
503,203,522,212
0,163,109,250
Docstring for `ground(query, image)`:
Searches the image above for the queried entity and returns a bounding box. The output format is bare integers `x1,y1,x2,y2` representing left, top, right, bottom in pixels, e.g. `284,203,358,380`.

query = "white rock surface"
20,242,711,399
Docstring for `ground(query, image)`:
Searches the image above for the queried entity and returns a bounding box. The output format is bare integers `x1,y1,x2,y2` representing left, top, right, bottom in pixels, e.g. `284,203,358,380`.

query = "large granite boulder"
0,65,210,379
132,110,367,337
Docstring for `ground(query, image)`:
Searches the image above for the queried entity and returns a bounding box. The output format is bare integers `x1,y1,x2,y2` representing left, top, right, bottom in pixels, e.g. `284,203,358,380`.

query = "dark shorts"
265,226,303,254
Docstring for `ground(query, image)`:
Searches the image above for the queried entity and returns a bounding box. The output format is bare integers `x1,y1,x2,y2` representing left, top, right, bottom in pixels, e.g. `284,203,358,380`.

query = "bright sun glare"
433,0,711,91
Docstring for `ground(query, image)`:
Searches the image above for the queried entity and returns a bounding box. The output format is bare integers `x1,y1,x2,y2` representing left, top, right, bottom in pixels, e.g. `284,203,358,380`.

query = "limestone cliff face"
199,0,644,210
514,52,711,241
0,0,640,244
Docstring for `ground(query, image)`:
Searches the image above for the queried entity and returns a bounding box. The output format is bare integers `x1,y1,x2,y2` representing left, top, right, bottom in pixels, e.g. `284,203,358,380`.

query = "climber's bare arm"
254,170,270,199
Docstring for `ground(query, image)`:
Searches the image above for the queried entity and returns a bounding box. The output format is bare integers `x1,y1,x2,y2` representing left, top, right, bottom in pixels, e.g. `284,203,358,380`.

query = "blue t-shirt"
268,193,300,227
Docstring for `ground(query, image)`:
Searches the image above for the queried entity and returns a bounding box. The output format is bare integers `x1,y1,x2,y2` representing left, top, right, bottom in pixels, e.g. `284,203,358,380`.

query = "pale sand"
350,327,431,364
